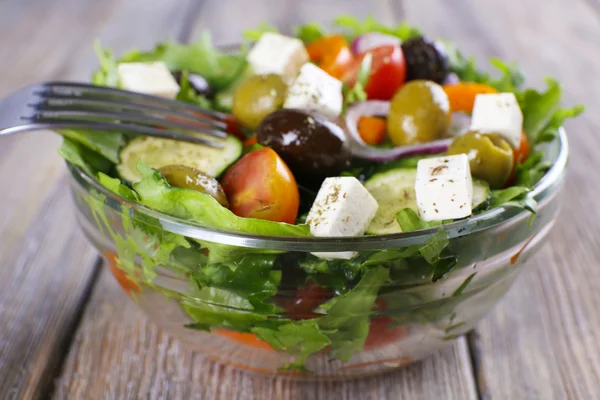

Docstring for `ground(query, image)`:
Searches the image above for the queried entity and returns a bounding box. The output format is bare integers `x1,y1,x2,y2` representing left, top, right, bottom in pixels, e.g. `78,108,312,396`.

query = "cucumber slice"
364,169,418,235
472,180,490,210
364,168,490,235
118,135,242,182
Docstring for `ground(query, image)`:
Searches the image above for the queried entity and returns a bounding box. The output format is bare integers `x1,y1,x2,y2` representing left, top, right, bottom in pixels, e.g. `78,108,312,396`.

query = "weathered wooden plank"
404,0,600,398
0,0,201,398
55,1,479,398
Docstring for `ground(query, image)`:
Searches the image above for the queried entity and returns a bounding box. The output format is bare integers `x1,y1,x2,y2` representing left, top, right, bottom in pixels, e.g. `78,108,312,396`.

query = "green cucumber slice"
118,135,242,182
364,168,490,234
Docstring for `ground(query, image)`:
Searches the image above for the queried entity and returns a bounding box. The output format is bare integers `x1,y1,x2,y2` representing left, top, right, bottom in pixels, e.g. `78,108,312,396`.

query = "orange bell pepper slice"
104,251,141,297
357,116,387,145
212,329,275,351
442,82,499,114
306,34,354,79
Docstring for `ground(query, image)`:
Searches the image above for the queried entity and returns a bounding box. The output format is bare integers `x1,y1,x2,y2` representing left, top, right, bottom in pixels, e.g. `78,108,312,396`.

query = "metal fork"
0,82,229,148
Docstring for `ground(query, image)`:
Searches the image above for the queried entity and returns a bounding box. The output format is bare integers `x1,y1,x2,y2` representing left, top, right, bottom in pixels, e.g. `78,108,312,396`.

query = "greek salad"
61,16,583,371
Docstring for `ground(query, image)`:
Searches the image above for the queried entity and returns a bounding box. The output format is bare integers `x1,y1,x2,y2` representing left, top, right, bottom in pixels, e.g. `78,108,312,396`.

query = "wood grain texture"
54,1,478,399
405,0,600,398
0,0,204,398
56,269,478,400
0,0,123,397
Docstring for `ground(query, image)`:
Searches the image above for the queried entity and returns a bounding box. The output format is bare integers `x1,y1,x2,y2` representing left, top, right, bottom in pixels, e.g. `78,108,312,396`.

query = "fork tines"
28,82,230,147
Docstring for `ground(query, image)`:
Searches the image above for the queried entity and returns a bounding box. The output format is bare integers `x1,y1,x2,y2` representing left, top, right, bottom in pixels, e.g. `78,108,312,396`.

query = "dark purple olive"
257,109,351,183
171,71,213,98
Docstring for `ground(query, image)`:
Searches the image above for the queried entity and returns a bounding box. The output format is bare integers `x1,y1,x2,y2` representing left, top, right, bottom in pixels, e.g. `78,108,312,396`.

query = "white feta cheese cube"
415,154,473,222
470,93,523,148
117,61,180,99
247,32,309,84
284,63,343,120
307,177,379,259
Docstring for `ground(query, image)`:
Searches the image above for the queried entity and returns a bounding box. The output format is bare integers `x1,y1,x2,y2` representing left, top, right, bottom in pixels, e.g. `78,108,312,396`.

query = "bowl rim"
67,129,568,252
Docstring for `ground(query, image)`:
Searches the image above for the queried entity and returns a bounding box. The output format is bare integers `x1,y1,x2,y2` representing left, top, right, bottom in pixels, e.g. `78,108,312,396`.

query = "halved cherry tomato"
506,131,530,186
357,116,387,145
306,34,355,79
442,82,498,114
343,46,407,101
363,298,408,350
104,251,141,297
364,316,408,351
221,147,300,224
282,281,333,320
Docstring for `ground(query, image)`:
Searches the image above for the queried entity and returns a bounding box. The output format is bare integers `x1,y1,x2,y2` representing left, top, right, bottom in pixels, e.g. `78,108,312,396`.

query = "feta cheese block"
117,61,180,99
284,63,343,120
306,177,379,259
415,154,473,222
470,92,524,148
247,32,309,84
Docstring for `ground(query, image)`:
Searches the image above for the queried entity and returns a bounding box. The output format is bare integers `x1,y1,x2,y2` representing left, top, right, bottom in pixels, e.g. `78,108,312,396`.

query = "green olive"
447,131,515,189
387,80,451,146
232,74,287,130
158,165,229,207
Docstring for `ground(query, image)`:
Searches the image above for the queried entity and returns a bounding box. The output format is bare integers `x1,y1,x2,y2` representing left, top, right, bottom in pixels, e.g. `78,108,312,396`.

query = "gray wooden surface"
0,0,598,399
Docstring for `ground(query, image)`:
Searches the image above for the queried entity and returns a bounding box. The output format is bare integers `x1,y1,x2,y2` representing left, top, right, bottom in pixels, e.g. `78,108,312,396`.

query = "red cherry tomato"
283,281,333,320
343,45,407,101
363,298,408,350
221,148,300,224
364,316,408,350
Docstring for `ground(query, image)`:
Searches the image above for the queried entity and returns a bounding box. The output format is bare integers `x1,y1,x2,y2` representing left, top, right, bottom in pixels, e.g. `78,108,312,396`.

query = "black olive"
171,71,213,98
257,109,351,185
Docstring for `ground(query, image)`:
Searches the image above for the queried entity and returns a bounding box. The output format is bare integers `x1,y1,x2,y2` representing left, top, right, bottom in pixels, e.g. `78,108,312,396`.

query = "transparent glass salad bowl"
67,129,567,379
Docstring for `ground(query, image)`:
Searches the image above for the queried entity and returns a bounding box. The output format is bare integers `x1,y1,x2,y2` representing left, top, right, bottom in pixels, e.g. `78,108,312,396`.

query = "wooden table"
1,0,598,398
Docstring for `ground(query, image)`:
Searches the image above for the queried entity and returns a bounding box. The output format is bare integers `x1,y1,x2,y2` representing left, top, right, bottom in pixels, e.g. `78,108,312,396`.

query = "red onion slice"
351,33,402,54
344,101,452,162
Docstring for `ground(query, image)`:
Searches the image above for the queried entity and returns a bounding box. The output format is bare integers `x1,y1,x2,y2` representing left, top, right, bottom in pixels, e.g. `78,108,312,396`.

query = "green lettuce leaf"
175,70,213,108
334,15,421,41
84,182,190,284
160,32,247,90
92,41,119,86
252,320,331,366
243,23,280,41
489,186,537,220
192,254,281,313
183,287,270,330
58,129,124,165
316,266,389,362
444,43,524,92
293,22,326,44
517,79,584,144
514,151,551,188
58,138,113,177
395,208,444,232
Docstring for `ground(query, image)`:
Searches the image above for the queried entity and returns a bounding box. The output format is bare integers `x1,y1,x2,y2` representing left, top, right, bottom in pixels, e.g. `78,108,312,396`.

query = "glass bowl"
66,129,567,379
